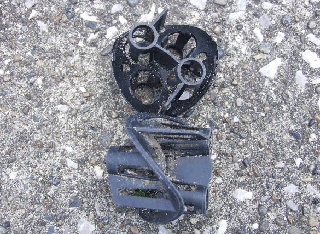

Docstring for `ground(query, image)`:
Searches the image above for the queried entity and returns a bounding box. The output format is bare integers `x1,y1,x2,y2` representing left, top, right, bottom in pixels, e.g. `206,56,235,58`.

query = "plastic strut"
106,113,212,223
112,10,218,116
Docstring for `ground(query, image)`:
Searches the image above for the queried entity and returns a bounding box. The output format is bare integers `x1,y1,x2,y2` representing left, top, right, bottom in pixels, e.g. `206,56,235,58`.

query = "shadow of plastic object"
112,9,218,117
106,113,212,223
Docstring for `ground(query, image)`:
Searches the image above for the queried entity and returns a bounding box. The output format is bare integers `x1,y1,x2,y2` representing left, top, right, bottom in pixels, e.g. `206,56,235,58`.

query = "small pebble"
258,205,267,216
3,76,11,82
309,216,319,227
69,197,81,207
213,0,228,6
33,116,40,122
218,47,224,59
308,21,317,29
14,55,22,61
312,198,320,204
130,226,140,234
242,158,250,167
54,13,63,25
236,24,243,30
288,226,302,234
83,92,91,98
126,0,139,7
281,15,294,26
53,178,60,186
85,21,97,30
311,164,319,175
315,114,320,123
289,130,301,140
48,226,55,234
236,98,243,107
0,226,6,234
66,11,75,19
259,220,269,232
69,0,78,4
213,25,221,35
316,86,320,94
100,45,113,56
259,43,273,54
308,119,317,127
22,105,30,115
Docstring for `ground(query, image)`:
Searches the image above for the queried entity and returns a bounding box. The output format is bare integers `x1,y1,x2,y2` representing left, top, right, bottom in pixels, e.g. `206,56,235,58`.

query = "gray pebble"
275,217,286,226
66,11,75,20
316,10,320,17
308,119,316,127
236,24,243,30
85,21,97,30
316,2,320,9
2,222,9,228
289,130,301,140
53,178,60,186
126,0,139,7
69,0,78,4
218,47,224,59
22,105,30,115
237,231,247,234
69,197,81,207
281,15,294,26
316,85,320,94
48,226,55,234
288,226,302,234
312,164,319,175
99,131,112,148
100,45,113,56
45,215,54,221
236,98,243,107
29,72,36,78
213,0,228,6
33,116,40,122
0,226,6,234
259,43,273,54
308,21,317,29
258,205,268,216
259,220,269,232
242,158,250,167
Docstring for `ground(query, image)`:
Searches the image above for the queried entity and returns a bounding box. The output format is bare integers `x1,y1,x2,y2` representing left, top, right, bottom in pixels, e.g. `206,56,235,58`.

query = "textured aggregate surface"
0,0,320,233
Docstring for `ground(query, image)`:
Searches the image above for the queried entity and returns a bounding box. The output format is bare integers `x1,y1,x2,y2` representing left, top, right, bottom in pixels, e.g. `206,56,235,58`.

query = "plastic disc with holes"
112,10,218,116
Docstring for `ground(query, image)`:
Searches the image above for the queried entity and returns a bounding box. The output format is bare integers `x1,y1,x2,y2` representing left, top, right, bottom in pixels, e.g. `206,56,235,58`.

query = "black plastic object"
112,10,218,116
106,113,212,223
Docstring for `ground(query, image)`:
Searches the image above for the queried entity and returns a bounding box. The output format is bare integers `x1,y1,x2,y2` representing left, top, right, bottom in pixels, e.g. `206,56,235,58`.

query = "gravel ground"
1,0,320,233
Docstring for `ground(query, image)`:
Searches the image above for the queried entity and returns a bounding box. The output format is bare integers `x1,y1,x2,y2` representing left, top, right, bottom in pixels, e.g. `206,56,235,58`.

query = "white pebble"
189,0,207,10
237,0,247,11
306,184,320,198
37,21,48,33
94,165,104,179
253,28,263,42
275,161,285,168
56,105,69,112
229,12,244,21
79,87,86,92
236,98,243,107
309,133,317,142
274,32,285,43
252,223,259,230
259,58,282,79
283,184,299,195
307,34,320,46
140,3,156,22
179,91,190,100
86,33,98,43
66,158,78,169
70,54,80,64
261,2,273,9
234,189,253,202
111,4,123,14
215,177,223,184
294,158,302,167
286,200,298,211
80,12,99,22
28,10,39,20
106,26,118,39
234,116,240,122
25,0,37,9
301,50,320,68
217,220,227,234
295,70,308,90
78,218,95,234
119,15,127,25
259,14,271,28
9,171,18,180
158,225,172,234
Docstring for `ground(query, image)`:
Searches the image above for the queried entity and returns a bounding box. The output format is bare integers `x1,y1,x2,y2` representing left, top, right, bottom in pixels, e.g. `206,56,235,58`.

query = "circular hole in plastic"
130,24,157,49
178,58,206,86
